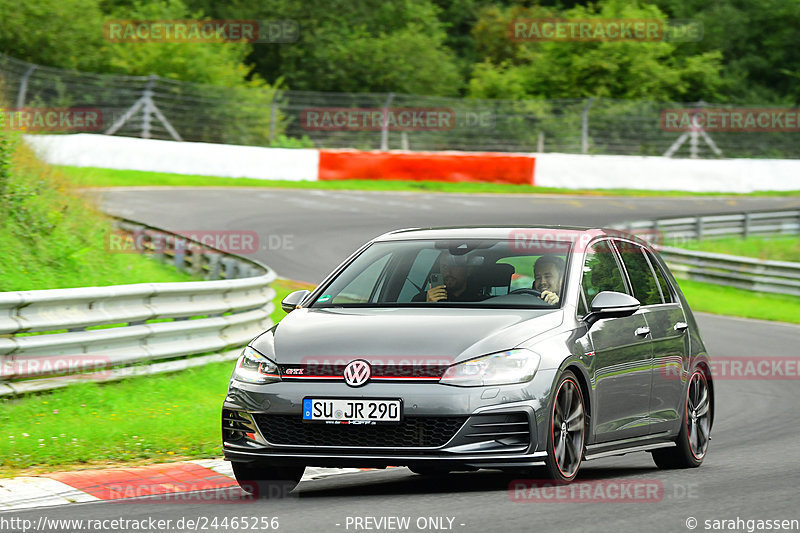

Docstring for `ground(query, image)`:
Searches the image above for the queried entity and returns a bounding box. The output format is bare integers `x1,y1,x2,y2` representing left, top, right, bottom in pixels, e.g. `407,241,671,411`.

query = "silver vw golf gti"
222,227,713,493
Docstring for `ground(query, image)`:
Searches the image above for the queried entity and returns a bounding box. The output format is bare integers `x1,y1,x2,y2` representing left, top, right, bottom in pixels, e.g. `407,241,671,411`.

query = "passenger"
533,255,565,305
425,253,485,302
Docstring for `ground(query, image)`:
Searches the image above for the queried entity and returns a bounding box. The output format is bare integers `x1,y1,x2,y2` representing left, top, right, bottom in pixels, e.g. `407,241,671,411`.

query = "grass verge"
0,139,199,291
57,165,800,197
676,277,800,324
678,235,800,263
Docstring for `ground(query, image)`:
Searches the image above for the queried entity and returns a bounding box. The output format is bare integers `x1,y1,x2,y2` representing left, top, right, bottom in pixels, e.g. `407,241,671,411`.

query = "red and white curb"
0,460,370,512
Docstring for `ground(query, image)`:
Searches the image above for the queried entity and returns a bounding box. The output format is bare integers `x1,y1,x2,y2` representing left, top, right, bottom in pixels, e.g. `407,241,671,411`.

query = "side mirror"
584,291,640,327
281,290,311,313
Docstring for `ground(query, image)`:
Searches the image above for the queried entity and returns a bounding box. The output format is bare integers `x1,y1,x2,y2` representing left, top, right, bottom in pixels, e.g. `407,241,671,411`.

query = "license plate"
302,398,401,424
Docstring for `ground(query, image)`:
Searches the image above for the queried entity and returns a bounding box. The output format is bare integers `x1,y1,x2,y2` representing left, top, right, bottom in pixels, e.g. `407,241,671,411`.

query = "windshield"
311,239,570,308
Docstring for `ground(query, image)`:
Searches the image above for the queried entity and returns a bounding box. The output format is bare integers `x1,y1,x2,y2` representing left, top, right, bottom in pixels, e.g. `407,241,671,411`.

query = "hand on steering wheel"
509,288,543,297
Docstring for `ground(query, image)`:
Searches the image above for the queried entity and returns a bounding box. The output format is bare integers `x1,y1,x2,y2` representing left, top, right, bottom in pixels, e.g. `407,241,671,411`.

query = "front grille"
254,414,467,448
279,363,448,380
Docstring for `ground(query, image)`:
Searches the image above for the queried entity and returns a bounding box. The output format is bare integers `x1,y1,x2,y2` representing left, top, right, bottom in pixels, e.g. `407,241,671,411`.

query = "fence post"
268,91,278,144
15,65,37,108
141,75,156,139
380,92,395,151
537,131,544,152
581,98,594,154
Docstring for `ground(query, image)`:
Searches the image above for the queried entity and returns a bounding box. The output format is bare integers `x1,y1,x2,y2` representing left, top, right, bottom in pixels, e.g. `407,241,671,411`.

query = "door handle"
674,322,688,332
635,326,650,337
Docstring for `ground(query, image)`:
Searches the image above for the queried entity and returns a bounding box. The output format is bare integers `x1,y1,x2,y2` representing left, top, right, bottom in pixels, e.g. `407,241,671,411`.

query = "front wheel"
652,369,711,469
232,462,305,498
544,370,586,482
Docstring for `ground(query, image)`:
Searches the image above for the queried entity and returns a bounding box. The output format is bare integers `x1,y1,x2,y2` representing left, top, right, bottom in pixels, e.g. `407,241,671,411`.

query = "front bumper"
221,373,556,470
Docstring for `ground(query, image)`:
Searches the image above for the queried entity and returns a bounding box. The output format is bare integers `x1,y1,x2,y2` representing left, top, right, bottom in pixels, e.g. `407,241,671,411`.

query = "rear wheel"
231,462,305,498
652,369,711,469
544,371,586,483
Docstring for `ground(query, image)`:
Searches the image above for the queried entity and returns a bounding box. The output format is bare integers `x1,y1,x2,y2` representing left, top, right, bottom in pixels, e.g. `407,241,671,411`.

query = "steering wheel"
509,288,543,298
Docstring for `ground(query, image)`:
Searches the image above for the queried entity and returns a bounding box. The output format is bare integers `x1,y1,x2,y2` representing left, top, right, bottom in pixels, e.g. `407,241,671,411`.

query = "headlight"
440,349,540,387
232,346,281,384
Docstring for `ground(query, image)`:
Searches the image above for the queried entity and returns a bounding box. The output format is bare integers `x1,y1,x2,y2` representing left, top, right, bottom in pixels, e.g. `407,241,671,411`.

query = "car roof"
373,225,642,243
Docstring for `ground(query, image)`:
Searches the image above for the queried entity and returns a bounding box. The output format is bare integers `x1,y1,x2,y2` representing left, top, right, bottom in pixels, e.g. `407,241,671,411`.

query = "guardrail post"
796,210,800,235
743,212,751,239
207,253,222,280
695,217,704,241
174,238,186,272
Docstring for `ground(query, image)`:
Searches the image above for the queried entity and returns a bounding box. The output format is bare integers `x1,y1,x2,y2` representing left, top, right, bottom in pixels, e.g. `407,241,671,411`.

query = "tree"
468,0,725,102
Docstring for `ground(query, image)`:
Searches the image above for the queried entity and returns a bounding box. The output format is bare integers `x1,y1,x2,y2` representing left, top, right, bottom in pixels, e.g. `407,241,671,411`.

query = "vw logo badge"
343,360,371,387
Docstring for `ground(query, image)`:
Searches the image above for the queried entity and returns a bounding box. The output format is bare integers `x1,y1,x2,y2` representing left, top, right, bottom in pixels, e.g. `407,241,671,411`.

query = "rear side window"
645,250,674,304
615,240,663,306
582,240,627,306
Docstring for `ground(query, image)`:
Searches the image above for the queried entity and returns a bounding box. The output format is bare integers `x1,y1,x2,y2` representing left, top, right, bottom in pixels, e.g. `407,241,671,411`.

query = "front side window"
312,239,570,309
645,250,675,303
615,240,663,306
582,240,627,307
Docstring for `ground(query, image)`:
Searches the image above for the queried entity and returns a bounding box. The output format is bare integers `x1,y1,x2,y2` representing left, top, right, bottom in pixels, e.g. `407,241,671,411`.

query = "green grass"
0,142,199,291
677,277,800,324
0,362,232,476
678,235,800,262
57,165,800,197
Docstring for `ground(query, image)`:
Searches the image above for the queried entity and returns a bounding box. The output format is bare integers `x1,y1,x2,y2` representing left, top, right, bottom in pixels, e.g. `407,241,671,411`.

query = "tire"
231,462,305,498
543,370,586,483
652,369,711,469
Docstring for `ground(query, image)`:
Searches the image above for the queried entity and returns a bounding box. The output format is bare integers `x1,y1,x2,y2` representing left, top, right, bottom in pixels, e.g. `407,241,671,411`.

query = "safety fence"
4,53,800,158
0,217,275,396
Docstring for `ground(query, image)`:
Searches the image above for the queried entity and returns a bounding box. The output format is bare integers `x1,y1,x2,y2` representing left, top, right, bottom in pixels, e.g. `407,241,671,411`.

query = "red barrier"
318,150,536,185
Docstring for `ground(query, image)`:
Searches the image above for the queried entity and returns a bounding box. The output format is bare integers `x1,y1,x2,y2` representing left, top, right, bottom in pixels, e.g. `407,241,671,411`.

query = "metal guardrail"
0,218,276,396
614,209,800,297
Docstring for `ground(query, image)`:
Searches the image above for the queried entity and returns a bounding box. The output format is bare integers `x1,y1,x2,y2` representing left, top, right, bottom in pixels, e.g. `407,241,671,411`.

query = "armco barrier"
25,134,800,192
615,209,800,296
0,218,276,396
24,134,319,181
318,149,536,185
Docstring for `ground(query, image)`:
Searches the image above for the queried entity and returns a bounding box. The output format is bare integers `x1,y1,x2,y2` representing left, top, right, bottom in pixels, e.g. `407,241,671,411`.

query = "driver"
425,252,485,302
533,255,565,305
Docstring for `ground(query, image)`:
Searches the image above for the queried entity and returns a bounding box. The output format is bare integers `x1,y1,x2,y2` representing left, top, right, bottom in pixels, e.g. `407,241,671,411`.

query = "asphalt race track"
8,189,800,533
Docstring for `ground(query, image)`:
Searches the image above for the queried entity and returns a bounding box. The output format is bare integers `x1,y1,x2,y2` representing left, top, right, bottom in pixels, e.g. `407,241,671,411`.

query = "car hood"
259,307,563,365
